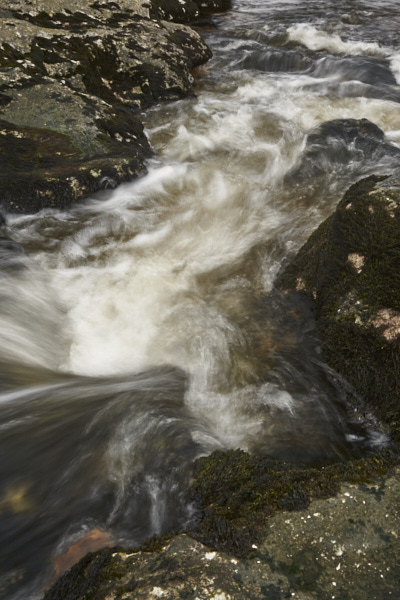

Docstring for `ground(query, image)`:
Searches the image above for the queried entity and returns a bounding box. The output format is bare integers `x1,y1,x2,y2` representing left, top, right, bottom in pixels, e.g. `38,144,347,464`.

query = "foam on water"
2,2,400,596
287,23,388,57
389,53,400,84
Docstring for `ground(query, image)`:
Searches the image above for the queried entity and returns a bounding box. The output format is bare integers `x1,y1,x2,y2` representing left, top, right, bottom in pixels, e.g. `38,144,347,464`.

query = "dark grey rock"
277,173,400,445
0,0,213,212
285,118,400,186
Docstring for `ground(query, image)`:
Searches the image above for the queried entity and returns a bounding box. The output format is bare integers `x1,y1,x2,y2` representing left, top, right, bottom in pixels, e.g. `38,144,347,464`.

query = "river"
1,0,400,597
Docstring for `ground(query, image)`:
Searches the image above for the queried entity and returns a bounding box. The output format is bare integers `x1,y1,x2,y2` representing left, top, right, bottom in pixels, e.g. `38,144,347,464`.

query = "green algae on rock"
187,447,395,557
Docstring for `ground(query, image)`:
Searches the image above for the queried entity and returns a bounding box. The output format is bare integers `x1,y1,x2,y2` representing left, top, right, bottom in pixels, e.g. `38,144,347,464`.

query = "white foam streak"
389,53,400,85
287,24,388,57
0,268,66,370
55,169,280,376
185,381,296,452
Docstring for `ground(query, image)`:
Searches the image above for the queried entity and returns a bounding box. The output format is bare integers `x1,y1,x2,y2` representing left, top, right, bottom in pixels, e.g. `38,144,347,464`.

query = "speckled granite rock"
0,0,215,212
44,468,400,600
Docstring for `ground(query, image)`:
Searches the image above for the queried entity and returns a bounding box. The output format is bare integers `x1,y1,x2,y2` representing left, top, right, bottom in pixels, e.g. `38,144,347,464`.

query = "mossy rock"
187,447,396,557
149,0,200,23
44,467,400,599
0,101,151,213
277,173,400,443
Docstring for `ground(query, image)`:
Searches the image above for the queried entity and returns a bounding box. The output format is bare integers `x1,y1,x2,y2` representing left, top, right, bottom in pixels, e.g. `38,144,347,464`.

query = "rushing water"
2,0,400,597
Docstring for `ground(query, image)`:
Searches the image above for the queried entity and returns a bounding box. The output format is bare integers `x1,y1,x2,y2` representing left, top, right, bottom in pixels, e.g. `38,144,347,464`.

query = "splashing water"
1,0,399,597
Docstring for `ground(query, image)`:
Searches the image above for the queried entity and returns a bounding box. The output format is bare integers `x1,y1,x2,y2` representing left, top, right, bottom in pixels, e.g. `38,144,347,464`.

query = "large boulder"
0,0,213,213
277,173,400,445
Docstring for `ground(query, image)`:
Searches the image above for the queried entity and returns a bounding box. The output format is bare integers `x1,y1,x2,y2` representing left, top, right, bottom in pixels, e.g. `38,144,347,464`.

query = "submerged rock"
0,0,215,213
285,118,400,187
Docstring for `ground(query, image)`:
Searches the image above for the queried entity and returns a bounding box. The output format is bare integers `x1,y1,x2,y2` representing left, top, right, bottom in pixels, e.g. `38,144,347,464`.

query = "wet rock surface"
0,0,217,213
44,468,400,599
285,118,400,187
277,172,400,445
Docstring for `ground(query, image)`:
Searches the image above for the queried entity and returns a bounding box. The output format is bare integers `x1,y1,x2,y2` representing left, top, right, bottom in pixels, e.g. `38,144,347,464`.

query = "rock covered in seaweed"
0,0,215,213
277,173,400,444
44,465,400,600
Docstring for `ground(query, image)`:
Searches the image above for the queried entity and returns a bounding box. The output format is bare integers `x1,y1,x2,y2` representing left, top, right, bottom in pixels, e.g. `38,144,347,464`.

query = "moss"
188,447,396,558
137,532,175,554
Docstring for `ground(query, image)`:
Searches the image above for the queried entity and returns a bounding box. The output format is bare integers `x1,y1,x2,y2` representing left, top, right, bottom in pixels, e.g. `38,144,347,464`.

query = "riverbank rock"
44,465,400,600
0,0,217,213
277,172,400,445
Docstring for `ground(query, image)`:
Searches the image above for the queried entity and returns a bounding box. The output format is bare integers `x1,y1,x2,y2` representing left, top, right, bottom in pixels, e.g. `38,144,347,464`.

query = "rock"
285,118,400,187
0,0,213,213
147,0,233,23
149,0,201,23
277,173,400,444
44,468,400,599
193,0,232,14
187,448,394,557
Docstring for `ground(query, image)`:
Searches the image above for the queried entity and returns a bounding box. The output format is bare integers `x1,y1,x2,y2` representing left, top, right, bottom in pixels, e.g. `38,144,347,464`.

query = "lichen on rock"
0,0,214,213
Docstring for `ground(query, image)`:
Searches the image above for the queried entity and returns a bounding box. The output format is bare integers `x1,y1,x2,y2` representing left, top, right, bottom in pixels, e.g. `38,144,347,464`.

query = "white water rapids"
1,0,400,597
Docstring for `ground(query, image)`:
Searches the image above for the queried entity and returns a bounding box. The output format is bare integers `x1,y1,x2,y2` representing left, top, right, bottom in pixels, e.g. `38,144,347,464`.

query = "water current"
2,0,400,597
